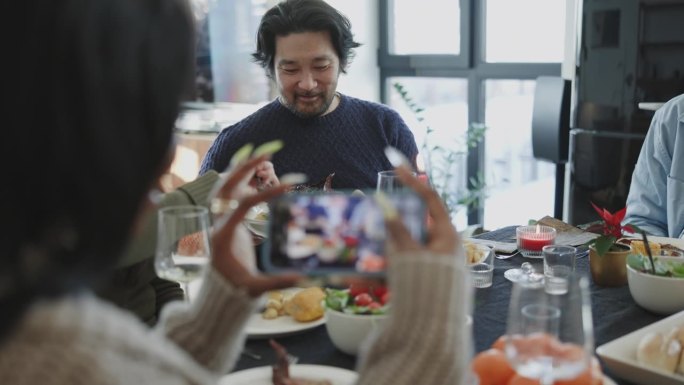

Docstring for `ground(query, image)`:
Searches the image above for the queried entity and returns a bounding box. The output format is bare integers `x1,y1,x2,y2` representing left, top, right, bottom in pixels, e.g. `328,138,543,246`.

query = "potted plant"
392,83,487,218
586,202,636,287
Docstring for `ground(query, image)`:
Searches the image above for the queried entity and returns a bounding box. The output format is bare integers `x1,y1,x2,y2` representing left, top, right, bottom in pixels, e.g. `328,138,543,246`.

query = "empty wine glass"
376,170,416,193
505,273,594,385
155,206,211,301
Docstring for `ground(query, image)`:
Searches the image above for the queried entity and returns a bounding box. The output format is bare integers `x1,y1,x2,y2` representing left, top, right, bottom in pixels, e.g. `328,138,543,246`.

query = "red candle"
517,224,556,255
519,236,553,251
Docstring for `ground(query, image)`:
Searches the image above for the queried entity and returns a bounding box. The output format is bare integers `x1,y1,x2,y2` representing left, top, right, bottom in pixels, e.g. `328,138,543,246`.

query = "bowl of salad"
627,253,684,315
324,284,389,355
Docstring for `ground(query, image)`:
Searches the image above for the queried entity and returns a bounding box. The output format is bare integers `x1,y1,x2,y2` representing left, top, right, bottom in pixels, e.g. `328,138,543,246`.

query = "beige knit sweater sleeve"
355,250,472,385
154,268,258,375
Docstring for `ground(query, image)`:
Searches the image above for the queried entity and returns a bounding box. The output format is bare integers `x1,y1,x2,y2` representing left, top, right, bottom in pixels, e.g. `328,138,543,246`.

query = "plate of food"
247,287,326,339
596,309,684,385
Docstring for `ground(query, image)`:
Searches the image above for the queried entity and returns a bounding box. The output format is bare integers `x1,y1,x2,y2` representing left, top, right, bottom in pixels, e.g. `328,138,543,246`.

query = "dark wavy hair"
252,0,361,78
0,0,194,340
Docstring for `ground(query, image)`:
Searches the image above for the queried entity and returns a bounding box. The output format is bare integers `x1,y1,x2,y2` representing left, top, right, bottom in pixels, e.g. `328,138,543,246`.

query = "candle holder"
516,225,557,258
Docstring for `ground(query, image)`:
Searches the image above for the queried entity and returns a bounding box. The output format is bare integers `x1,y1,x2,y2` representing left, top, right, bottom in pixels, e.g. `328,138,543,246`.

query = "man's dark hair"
253,0,361,78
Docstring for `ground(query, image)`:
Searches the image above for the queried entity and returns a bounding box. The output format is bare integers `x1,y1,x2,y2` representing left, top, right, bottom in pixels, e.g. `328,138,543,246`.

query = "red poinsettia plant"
587,202,639,256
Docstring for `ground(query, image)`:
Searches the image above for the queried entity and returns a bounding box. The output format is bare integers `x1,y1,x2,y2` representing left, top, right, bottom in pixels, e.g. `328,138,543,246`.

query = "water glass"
155,205,211,300
467,244,494,288
543,245,576,295
506,273,593,385
376,170,415,193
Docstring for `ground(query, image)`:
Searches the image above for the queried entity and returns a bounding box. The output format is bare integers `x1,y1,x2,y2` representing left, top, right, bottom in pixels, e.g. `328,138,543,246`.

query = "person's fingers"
385,218,420,251
394,166,451,229
392,166,459,254
375,193,420,251
213,184,289,243
214,155,270,199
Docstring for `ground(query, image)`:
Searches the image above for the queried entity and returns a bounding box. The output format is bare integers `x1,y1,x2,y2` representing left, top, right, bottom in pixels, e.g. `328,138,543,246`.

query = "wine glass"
505,273,594,385
377,170,407,192
155,205,211,301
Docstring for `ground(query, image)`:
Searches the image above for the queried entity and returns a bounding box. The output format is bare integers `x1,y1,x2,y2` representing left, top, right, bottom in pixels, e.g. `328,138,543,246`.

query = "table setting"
223,217,684,385
159,167,684,385
144,195,679,385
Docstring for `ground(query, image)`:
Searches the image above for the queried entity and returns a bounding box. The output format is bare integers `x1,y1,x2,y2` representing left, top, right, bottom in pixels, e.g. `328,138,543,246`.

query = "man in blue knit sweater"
199,0,418,190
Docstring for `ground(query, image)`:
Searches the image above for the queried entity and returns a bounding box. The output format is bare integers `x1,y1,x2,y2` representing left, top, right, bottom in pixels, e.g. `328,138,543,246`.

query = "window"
483,79,556,229
380,0,565,228
390,1,461,55
191,0,271,103
484,0,565,63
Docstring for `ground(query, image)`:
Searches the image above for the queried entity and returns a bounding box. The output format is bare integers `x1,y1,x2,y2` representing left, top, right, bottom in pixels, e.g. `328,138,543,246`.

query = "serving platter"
596,310,684,385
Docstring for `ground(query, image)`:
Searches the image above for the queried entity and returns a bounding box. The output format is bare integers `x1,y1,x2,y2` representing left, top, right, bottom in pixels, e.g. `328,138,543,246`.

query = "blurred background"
172,0,684,230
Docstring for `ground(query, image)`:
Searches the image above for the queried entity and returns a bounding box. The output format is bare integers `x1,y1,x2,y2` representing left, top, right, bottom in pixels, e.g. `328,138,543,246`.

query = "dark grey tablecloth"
234,253,665,385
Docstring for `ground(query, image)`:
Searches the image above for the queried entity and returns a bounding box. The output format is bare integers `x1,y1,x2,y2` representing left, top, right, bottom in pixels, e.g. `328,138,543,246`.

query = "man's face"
274,31,341,119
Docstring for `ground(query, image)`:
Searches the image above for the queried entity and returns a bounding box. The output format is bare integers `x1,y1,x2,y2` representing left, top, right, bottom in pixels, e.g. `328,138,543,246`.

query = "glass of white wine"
155,205,211,301
505,273,594,385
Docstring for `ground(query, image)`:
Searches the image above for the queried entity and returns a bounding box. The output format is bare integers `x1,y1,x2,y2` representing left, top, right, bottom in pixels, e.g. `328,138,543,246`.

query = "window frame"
378,0,562,224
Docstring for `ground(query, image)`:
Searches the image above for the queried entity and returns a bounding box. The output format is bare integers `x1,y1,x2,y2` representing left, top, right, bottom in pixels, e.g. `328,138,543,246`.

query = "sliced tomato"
373,285,388,299
354,293,373,307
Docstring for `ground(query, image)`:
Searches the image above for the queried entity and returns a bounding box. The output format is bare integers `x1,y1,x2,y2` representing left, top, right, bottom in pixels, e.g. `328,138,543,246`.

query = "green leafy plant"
392,82,487,216
586,202,637,256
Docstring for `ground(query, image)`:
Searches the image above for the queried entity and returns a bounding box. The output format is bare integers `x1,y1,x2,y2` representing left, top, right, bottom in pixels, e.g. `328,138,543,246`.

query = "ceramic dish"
596,309,684,385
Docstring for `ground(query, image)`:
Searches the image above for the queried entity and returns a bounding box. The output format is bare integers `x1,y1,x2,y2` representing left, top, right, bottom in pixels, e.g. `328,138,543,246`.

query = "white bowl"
324,308,388,356
627,264,684,315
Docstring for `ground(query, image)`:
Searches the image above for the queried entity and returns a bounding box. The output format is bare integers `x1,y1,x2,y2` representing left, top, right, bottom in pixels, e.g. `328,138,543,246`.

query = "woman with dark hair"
1,0,299,382
1,0,471,384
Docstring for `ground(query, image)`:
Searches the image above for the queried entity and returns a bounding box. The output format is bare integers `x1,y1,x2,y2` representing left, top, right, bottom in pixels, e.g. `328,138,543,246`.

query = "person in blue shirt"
624,94,684,237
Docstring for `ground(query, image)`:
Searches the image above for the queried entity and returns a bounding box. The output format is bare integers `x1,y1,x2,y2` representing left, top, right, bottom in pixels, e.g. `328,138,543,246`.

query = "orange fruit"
507,374,540,385
492,335,507,351
472,348,516,385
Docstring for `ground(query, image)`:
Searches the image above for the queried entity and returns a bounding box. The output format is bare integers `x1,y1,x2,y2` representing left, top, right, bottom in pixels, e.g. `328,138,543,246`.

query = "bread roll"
285,287,325,322
637,329,682,373
673,326,684,375
637,332,663,367
631,240,661,257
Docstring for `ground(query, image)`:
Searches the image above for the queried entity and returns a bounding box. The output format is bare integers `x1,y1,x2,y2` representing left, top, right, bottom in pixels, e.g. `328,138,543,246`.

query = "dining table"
232,235,666,385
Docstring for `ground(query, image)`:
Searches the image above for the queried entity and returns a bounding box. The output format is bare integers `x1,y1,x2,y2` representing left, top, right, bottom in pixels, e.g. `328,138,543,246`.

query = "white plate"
220,364,357,385
596,309,684,385
247,288,325,339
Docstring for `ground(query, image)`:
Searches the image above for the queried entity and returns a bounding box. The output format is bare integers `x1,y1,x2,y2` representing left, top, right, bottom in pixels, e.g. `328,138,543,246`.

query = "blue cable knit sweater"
199,94,418,190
